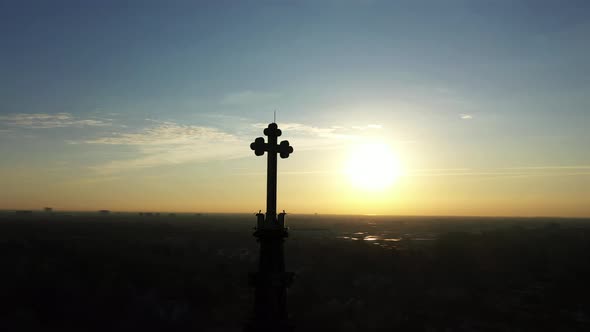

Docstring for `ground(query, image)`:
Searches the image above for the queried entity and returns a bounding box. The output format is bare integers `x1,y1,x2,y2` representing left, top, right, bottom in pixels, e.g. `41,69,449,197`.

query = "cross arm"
278,140,293,158
250,137,268,156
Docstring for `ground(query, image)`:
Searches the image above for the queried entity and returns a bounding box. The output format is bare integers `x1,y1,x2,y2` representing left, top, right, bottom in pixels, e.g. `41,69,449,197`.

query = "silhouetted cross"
250,123,293,222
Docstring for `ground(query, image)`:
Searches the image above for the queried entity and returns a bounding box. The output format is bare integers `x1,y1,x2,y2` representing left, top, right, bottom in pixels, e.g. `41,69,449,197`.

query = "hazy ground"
1,212,589,331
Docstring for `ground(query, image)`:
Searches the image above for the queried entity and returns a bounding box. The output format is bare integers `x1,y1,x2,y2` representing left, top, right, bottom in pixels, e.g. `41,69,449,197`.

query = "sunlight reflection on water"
336,231,435,250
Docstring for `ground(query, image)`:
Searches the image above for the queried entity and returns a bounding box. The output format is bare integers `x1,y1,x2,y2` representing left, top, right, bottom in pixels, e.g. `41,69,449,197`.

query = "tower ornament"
250,122,293,225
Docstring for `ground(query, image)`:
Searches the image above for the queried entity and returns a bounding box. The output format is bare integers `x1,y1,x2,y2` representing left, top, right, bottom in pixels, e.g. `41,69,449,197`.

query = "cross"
250,123,293,222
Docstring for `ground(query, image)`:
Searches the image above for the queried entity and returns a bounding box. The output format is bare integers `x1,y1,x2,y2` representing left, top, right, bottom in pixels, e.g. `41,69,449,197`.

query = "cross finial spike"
273,110,276,123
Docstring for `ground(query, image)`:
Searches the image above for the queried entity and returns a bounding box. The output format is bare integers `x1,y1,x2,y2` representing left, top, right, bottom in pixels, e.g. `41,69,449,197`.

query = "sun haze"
345,142,403,191
1,1,589,217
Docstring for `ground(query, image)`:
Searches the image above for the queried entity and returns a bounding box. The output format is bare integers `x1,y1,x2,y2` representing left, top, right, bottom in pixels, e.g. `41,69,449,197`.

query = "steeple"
246,122,294,332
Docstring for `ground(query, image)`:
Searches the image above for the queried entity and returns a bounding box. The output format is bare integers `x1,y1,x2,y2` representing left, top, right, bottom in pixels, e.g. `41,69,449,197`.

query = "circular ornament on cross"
250,137,266,156
263,123,282,137
279,140,293,159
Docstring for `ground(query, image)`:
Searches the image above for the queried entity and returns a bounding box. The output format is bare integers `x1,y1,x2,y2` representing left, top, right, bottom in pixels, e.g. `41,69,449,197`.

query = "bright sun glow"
345,142,403,190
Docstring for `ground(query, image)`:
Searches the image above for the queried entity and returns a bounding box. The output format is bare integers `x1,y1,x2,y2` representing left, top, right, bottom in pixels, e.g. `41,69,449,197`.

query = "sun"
345,142,403,190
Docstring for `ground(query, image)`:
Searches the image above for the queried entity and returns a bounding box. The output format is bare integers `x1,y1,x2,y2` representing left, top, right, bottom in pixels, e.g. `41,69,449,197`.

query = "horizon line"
1,209,589,220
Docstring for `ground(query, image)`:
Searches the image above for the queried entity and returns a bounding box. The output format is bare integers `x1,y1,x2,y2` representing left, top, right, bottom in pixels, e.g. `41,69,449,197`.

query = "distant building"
98,210,110,215
169,213,176,217
44,207,53,213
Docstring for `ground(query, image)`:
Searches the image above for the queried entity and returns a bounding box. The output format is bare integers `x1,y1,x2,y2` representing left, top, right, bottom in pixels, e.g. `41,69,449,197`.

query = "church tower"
246,123,294,332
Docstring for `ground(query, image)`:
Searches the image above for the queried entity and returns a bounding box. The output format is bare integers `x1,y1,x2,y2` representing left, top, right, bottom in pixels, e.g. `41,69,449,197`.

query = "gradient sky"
1,0,589,217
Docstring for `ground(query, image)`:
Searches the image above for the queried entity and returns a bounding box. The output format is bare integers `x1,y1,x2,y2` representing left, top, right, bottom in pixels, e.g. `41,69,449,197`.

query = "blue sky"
1,0,589,216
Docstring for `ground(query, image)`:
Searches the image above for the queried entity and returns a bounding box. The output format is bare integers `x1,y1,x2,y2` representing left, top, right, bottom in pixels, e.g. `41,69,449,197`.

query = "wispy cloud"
250,122,402,152
254,123,344,138
85,121,236,145
460,114,473,120
405,166,590,179
352,124,383,130
252,122,382,139
230,170,334,176
409,168,472,173
502,166,590,170
251,122,363,152
0,113,111,129
84,121,247,174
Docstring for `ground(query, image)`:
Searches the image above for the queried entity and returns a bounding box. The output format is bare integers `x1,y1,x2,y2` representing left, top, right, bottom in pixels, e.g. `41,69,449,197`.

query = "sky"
1,0,589,217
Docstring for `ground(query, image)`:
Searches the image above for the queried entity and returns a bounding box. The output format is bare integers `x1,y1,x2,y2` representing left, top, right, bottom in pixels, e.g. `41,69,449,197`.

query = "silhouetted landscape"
2,212,589,331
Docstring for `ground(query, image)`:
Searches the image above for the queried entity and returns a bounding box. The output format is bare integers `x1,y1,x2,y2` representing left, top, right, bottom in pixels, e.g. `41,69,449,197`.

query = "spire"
246,122,294,332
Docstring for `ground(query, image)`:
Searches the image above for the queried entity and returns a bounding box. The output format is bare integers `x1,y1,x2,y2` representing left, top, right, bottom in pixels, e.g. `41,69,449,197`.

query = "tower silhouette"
246,122,294,332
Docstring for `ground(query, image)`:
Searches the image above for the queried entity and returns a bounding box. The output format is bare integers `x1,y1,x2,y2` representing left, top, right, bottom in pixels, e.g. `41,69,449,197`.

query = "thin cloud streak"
251,122,362,153
85,121,248,174
251,122,384,146
406,168,590,178
252,122,344,138
410,168,472,173
0,113,112,129
502,166,590,170
84,121,236,145
232,170,335,176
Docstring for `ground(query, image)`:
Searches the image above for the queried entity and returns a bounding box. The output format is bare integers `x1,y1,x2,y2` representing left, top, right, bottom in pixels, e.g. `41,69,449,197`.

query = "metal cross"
250,123,293,222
